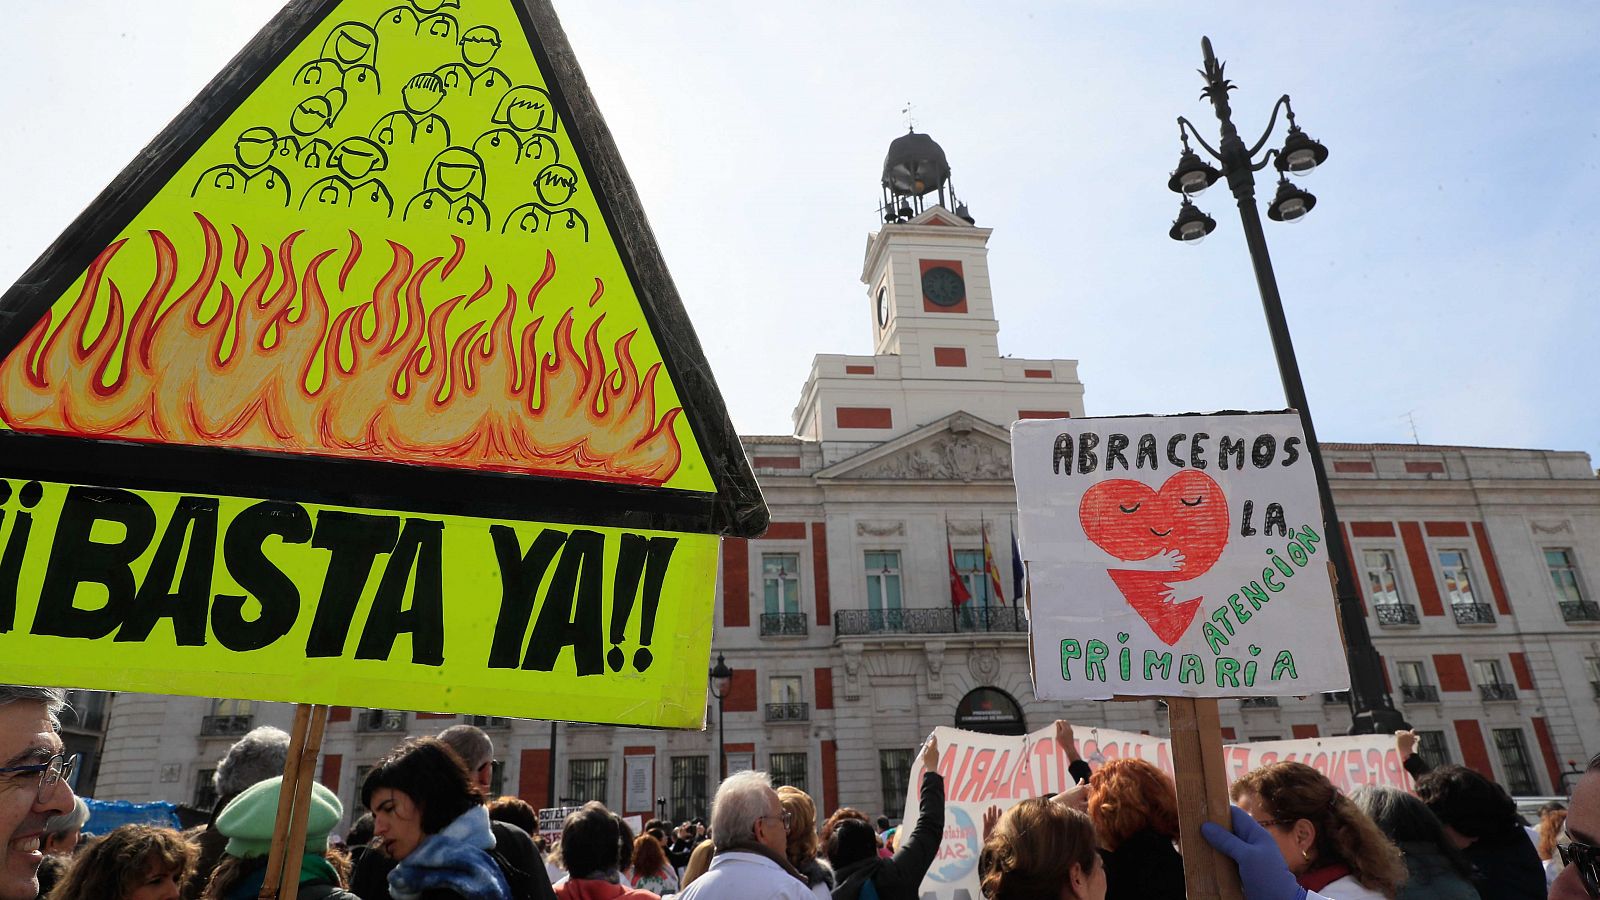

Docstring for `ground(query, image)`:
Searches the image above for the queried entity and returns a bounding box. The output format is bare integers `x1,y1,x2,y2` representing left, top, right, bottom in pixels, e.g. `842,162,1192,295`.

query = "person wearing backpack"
827,737,945,900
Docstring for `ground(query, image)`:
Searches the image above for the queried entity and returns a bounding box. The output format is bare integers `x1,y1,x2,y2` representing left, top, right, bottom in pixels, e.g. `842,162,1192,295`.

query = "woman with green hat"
200,775,358,900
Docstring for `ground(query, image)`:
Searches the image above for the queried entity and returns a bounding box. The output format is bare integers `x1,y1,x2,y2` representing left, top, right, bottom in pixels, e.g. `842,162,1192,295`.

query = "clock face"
922,266,965,308
876,286,889,327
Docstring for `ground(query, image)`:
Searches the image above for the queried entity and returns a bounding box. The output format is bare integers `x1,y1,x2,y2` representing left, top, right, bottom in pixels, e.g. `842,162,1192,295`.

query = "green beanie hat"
216,775,343,859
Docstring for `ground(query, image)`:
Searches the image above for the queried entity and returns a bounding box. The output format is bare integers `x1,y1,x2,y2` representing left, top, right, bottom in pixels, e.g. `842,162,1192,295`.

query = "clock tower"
793,130,1084,440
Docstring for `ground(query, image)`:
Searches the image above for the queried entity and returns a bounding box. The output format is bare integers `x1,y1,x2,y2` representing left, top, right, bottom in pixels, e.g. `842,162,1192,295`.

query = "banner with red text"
903,724,1413,900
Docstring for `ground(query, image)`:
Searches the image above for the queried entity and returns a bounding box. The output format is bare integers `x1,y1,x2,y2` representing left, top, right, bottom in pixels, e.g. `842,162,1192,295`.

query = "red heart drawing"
1078,469,1230,645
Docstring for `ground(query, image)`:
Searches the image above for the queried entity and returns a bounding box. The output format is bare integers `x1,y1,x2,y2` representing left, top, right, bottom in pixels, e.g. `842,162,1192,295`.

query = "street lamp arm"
1245,95,1294,159
1177,116,1224,162
1250,148,1282,174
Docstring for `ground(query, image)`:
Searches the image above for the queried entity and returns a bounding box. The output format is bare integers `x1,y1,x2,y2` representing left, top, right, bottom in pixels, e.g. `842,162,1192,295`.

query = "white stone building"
93,135,1600,825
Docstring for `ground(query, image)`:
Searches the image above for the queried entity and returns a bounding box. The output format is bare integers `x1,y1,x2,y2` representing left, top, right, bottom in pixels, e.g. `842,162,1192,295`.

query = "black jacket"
350,819,557,900
1102,829,1185,900
831,773,944,900
1463,826,1545,900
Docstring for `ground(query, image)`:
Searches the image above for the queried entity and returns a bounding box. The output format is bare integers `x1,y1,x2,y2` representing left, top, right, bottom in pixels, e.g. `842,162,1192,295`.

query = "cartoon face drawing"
1080,469,1229,575
493,86,555,134
330,138,388,180
534,164,578,207
459,26,501,66
424,147,486,196
1079,469,1230,645
290,95,336,137
322,22,379,66
403,74,447,115
235,127,279,169
412,0,461,12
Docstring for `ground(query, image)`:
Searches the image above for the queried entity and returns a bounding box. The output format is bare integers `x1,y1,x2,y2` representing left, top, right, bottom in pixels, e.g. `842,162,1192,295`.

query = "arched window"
954,687,1026,736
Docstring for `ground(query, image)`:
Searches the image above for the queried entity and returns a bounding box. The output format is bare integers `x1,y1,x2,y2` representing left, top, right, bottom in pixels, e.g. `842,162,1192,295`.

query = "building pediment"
817,412,1012,481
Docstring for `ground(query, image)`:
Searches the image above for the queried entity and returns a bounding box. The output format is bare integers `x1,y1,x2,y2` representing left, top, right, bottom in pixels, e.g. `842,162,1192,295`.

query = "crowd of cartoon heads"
192,0,589,240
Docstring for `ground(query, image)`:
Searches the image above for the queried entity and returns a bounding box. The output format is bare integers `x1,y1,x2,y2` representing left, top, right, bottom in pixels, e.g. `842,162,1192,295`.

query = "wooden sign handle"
279,705,329,900
1168,696,1244,900
259,704,311,900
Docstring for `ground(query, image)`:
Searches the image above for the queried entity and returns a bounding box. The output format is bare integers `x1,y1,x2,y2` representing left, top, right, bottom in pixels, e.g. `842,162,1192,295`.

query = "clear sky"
2,2,1597,456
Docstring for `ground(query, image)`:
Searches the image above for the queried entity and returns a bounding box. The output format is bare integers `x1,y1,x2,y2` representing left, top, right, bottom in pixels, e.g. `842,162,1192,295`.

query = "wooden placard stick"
1168,696,1244,900
259,704,312,900
280,705,330,900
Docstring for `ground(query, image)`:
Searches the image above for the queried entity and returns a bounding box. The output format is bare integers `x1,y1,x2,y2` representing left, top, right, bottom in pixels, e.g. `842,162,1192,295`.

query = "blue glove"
1200,806,1307,900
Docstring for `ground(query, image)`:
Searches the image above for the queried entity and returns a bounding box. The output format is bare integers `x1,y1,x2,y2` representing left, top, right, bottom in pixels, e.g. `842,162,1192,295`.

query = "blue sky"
2,2,1597,456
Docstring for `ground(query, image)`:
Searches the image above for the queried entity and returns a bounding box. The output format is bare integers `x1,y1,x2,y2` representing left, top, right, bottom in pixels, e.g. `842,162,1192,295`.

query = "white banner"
537,805,580,845
624,754,654,814
903,724,1413,900
1012,413,1349,698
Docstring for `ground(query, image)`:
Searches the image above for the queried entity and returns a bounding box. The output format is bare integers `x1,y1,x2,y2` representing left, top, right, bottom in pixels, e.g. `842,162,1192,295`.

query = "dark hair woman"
1348,785,1475,900
49,824,194,900
360,736,528,900
552,802,657,899
1415,764,1546,900
1231,762,1407,899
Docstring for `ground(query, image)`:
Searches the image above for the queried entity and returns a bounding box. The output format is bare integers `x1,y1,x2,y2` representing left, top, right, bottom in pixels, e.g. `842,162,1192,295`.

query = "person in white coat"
677,770,812,900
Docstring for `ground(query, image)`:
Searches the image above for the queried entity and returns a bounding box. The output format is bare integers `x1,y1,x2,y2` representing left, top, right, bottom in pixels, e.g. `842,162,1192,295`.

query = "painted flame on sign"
0,213,683,485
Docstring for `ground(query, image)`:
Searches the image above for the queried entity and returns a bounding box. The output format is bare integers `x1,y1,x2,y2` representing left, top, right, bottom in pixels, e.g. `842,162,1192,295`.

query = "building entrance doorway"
954,686,1026,736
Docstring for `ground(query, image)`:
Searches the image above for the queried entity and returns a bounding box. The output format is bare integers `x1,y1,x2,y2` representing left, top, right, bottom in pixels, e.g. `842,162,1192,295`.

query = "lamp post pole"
1170,37,1406,735
709,654,734,781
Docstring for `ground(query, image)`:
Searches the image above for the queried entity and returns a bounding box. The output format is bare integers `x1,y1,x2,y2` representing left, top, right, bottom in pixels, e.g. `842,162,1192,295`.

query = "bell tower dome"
790,130,1084,441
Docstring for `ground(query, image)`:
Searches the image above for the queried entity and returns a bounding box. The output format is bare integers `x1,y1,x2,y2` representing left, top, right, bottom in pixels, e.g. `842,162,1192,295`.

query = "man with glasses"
679,769,811,899
1554,754,1600,900
0,685,73,900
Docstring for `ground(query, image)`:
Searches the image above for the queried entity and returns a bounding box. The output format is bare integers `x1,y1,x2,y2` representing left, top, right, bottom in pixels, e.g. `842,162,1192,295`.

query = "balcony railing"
1240,697,1279,709
467,715,511,729
1375,603,1419,626
765,702,810,722
1478,683,1517,702
200,715,254,737
1561,601,1600,623
1400,684,1440,703
760,612,809,637
1322,691,1351,705
1452,603,1495,625
358,710,407,732
834,606,1028,636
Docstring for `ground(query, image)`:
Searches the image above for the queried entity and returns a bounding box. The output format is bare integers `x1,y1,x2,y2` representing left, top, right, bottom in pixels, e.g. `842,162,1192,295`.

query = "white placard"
1012,413,1349,698
726,752,754,775
624,754,654,814
904,724,1413,900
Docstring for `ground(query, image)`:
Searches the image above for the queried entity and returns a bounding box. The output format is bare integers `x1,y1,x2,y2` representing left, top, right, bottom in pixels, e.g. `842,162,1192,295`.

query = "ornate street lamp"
1166,37,1406,736
709,653,734,779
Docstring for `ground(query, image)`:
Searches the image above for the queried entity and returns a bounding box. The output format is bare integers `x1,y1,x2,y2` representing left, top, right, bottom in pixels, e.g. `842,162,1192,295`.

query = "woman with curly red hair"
1085,757,1185,900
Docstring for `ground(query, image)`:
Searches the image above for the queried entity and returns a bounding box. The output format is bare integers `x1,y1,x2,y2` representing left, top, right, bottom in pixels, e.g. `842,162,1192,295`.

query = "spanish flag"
982,522,1006,605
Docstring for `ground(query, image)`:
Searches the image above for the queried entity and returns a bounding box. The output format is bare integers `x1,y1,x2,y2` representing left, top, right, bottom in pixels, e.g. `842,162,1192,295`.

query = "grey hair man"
436,724,494,793
679,770,810,900
40,796,87,856
183,725,290,899
0,685,73,900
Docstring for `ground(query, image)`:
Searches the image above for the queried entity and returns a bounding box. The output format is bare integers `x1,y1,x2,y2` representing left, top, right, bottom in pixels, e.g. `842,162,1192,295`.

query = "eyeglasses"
1559,839,1600,899
1253,818,1295,830
0,753,76,804
759,811,795,829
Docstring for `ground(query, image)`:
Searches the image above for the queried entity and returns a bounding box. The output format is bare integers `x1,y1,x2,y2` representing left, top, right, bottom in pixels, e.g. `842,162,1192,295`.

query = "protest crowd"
4,685,1597,900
